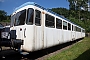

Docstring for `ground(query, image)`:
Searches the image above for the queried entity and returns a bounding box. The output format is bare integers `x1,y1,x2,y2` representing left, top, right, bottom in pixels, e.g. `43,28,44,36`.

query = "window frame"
63,21,67,30
72,25,74,31
82,29,85,33
35,10,41,26
56,18,62,29
45,14,55,28
26,8,34,25
68,23,71,30
14,9,26,26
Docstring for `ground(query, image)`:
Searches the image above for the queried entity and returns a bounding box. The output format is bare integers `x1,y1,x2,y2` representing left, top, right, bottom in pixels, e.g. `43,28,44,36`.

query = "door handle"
24,28,26,38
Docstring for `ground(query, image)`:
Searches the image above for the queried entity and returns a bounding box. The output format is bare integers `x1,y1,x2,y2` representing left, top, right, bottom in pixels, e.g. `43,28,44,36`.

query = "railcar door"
72,25,76,40
34,10,44,50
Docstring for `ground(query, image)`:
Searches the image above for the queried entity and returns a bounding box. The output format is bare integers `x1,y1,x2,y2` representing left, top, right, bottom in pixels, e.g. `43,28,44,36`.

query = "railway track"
0,39,82,60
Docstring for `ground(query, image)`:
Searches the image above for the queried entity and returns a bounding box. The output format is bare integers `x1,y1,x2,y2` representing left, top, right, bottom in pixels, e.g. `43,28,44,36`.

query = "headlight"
1,32,9,38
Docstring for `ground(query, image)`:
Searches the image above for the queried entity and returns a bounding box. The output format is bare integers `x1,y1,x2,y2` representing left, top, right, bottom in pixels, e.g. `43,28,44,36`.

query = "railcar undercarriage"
0,27,23,51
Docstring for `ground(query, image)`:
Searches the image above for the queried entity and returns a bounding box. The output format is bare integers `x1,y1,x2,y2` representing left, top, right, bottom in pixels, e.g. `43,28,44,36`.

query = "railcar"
1,2,85,52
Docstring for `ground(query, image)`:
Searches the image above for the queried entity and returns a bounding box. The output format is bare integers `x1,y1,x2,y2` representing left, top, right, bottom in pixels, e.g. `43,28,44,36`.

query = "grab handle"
24,28,26,38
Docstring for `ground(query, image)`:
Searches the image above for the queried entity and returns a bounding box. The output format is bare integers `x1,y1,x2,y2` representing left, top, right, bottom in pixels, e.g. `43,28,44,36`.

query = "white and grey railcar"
10,2,85,52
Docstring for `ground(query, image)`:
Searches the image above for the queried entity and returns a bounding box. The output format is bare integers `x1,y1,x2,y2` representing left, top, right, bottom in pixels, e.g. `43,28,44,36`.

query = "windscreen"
11,9,26,26
26,8,34,25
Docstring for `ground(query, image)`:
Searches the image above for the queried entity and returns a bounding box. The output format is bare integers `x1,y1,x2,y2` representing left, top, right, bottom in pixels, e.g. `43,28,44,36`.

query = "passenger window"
26,8,34,25
76,27,81,32
68,23,71,30
35,10,41,26
83,30,85,33
63,21,67,30
79,28,81,32
74,26,76,31
56,18,62,29
72,25,73,31
76,27,78,31
45,14,55,28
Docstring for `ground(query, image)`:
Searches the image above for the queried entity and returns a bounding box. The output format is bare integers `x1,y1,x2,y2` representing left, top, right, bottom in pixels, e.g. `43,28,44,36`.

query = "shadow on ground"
0,38,82,60
74,49,90,60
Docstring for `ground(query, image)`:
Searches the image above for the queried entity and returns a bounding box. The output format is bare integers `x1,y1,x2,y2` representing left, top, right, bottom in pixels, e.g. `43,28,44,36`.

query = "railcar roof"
14,2,84,29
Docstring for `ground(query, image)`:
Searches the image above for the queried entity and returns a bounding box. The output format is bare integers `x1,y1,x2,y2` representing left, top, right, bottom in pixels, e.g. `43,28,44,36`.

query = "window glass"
83,30,85,33
26,8,34,25
79,28,81,32
0,24,4,27
76,27,81,32
68,23,71,30
35,10,41,26
15,10,26,25
72,25,73,31
76,27,78,31
45,14,55,28
11,9,26,26
11,14,15,27
63,21,67,30
56,18,62,29
74,26,77,31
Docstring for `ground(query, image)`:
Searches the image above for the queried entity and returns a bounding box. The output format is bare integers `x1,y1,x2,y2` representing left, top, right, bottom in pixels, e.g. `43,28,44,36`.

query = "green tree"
0,10,10,22
67,0,88,11
67,0,76,10
52,8,69,18
0,10,7,21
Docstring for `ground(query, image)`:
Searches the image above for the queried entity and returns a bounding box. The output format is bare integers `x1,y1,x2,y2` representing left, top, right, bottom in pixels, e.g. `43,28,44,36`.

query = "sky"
0,0,69,15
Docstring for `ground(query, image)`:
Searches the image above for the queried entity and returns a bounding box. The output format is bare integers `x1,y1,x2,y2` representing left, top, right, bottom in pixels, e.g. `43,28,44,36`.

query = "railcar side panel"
67,31,72,41
34,26,43,50
44,28,63,48
21,25,34,52
76,32,81,39
63,30,69,42
45,28,55,48
72,31,76,40
82,33,85,37
56,29,63,44
53,29,59,45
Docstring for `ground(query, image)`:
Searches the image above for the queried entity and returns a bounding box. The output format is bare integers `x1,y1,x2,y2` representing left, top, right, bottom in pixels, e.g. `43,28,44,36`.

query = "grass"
47,37,90,60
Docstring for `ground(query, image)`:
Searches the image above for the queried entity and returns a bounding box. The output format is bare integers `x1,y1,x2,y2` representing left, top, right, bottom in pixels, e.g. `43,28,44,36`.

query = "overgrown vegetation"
47,37,90,60
51,0,90,32
0,10,10,22
51,8,90,32
67,0,88,11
